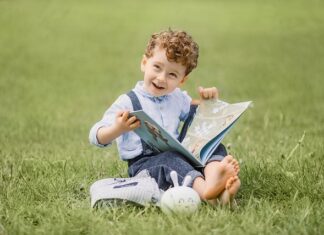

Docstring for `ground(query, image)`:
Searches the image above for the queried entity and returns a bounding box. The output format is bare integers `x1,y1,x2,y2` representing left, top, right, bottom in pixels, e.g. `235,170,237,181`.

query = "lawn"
0,0,324,234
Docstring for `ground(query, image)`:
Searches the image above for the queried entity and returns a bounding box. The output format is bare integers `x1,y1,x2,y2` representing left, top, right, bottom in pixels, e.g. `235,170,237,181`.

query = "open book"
130,99,251,167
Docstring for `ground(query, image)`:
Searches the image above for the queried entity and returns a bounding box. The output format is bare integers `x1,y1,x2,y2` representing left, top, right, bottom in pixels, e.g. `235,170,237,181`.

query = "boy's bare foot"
203,155,239,200
218,175,241,206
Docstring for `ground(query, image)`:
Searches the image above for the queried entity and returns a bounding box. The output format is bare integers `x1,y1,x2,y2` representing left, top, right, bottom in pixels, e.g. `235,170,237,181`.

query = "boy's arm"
96,110,140,145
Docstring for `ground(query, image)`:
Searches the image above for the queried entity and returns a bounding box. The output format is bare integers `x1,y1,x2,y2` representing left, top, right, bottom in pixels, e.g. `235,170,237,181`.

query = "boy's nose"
157,73,167,82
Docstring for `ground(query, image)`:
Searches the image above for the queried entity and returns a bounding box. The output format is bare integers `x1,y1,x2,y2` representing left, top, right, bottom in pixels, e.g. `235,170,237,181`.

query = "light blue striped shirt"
89,81,192,160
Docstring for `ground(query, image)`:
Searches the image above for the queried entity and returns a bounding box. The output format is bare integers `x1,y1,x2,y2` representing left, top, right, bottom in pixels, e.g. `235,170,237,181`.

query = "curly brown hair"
144,29,199,75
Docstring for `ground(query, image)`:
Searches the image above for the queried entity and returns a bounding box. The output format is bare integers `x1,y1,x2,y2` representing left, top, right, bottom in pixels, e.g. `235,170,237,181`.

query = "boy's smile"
152,81,164,90
141,47,187,97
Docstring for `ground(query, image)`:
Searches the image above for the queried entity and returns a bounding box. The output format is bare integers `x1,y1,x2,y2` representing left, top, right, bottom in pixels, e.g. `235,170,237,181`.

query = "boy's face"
141,47,188,97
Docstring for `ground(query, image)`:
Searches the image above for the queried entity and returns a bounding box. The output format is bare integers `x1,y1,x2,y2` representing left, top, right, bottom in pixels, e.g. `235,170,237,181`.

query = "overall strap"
126,90,154,156
178,104,198,142
126,90,142,112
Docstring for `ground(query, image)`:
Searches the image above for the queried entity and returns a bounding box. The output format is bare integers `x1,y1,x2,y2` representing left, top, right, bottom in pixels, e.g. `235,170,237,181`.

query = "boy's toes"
225,176,237,190
234,165,240,174
223,155,234,163
231,160,240,170
231,159,239,166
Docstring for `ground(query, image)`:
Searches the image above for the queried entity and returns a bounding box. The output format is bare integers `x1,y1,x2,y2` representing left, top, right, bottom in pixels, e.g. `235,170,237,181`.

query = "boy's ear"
140,55,147,72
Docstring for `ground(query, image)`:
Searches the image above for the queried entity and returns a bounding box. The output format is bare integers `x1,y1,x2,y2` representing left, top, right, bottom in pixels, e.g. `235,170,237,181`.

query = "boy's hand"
115,111,140,133
96,110,140,145
198,86,218,100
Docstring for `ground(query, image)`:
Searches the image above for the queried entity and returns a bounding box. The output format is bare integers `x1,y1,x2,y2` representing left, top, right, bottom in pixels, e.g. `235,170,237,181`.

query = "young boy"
89,29,241,204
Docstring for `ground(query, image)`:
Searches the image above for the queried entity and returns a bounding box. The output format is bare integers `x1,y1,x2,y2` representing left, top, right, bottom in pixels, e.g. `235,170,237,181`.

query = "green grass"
1,0,324,234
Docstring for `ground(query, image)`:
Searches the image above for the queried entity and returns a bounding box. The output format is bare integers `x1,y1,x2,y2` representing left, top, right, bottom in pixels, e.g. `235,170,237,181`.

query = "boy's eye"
153,65,161,70
169,73,177,78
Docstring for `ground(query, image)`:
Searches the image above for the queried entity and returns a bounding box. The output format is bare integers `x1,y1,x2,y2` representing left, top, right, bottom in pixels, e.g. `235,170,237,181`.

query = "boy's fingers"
202,91,210,99
130,120,141,129
198,86,219,99
127,116,138,125
206,87,218,99
121,111,129,121
135,120,141,128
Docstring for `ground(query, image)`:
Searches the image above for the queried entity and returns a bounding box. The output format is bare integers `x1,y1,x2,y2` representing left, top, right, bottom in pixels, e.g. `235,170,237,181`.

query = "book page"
181,100,251,159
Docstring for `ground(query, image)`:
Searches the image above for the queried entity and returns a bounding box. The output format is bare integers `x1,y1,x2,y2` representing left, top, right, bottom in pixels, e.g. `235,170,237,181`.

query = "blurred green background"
1,0,323,234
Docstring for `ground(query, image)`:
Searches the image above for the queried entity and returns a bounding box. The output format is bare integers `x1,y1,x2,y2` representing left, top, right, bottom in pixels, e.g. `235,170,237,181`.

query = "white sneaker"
90,170,161,208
